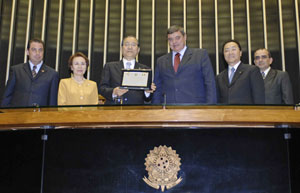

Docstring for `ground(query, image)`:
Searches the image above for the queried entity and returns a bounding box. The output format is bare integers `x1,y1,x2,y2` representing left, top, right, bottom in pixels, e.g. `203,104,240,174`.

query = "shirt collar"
261,67,271,76
122,58,136,69
172,46,187,58
29,60,43,72
228,61,241,71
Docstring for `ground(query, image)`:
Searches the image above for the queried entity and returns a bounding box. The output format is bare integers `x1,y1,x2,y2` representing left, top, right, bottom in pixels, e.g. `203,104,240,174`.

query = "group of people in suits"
1,25,294,107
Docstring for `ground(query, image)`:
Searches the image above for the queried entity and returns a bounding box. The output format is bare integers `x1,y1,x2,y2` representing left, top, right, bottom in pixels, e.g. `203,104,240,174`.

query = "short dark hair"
68,52,90,70
121,35,140,47
167,25,185,36
254,48,272,58
27,38,45,50
222,39,242,53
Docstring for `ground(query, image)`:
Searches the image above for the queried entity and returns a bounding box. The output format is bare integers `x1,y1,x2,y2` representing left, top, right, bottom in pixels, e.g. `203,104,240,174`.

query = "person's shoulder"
11,63,27,70
86,79,97,85
240,63,257,71
136,62,150,69
104,60,121,67
216,69,227,78
59,78,71,84
43,64,58,74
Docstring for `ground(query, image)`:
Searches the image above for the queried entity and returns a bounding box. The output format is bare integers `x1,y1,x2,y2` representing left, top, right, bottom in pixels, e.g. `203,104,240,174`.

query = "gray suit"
264,68,294,104
216,63,265,104
1,63,59,107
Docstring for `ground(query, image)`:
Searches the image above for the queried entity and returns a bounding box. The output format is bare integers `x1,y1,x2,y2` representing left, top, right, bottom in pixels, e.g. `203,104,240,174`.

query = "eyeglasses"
123,42,138,47
254,55,269,60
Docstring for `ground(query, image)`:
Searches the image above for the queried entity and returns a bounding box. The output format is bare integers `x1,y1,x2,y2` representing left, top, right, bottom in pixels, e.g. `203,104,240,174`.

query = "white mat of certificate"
122,71,149,87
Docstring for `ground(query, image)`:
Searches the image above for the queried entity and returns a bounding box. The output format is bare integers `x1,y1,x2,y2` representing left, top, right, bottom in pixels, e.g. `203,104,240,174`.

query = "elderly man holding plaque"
99,36,155,104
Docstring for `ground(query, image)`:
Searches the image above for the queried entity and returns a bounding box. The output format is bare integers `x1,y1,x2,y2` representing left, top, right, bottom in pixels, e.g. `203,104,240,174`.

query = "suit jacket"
1,62,59,107
264,68,294,104
216,63,265,104
152,48,217,104
99,60,150,104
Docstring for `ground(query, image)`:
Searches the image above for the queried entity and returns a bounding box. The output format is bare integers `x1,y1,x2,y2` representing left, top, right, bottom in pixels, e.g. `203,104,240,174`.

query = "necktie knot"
174,53,181,73
126,62,131,69
32,65,37,77
261,71,266,79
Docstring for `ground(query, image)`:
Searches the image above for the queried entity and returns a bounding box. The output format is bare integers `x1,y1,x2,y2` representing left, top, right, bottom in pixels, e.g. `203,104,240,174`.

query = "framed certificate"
119,69,152,90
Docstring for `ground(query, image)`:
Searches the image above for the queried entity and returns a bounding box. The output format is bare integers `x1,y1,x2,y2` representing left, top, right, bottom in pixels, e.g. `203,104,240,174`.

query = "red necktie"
174,53,180,73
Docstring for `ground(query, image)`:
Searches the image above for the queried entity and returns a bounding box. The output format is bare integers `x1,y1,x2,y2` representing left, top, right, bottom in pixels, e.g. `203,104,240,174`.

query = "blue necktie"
229,67,235,83
126,62,131,69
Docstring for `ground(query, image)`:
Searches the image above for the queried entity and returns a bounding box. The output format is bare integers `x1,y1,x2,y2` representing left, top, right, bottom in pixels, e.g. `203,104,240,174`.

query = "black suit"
264,68,294,104
216,63,265,104
1,63,59,107
99,60,150,104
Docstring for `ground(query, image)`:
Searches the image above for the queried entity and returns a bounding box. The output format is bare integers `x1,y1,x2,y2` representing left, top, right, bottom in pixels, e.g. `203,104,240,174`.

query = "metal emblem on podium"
143,145,182,192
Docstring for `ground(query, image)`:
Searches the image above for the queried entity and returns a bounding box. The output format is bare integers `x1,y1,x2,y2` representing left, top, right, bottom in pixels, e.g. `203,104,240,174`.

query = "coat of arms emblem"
143,145,182,192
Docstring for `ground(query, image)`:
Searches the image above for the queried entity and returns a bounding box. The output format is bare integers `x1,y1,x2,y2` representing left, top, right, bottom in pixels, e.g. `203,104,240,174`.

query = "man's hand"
145,83,156,93
113,87,129,97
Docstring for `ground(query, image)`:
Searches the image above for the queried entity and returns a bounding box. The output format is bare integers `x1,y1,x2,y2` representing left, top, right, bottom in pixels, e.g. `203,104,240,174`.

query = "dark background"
0,127,299,193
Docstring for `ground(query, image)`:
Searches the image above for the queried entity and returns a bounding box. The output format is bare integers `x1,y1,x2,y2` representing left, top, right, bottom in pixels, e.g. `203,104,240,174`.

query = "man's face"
223,42,242,66
168,31,186,53
122,37,140,60
27,42,44,65
254,49,273,71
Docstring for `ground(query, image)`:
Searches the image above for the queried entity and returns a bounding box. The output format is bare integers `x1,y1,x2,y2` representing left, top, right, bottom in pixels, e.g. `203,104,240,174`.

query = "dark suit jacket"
1,63,59,107
216,63,265,104
99,60,150,104
264,68,294,104
152,48,217,104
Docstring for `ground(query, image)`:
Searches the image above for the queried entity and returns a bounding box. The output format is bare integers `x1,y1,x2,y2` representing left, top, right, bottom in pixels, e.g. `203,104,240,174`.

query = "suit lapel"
23,63,33,79
230,63,245,86
34,63,48,79
179,48,192,67
165,53,174,73
222,69,230,86
264,68,276,82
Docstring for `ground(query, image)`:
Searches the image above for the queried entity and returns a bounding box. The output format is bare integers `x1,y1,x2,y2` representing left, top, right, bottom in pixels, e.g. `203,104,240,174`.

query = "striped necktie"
261,71,266,79
32,65,37,77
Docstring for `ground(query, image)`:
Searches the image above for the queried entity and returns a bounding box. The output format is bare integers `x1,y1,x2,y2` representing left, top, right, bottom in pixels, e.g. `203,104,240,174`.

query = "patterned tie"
174,53,180,73
126,62,131,69
32,65,37,77
229,67,235,83
261,71,266,79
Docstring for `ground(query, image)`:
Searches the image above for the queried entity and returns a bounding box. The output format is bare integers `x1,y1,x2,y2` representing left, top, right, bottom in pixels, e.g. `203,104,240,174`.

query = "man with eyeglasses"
99,35,155,104
254,48,294,104
1,38,59,107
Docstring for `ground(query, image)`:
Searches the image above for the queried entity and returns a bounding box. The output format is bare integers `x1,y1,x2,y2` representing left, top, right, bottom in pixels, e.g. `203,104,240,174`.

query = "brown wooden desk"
0,105,299,130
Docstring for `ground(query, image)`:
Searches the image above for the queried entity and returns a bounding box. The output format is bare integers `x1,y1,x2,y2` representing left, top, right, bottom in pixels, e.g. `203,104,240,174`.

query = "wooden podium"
0,105,300,129
0,105,299,193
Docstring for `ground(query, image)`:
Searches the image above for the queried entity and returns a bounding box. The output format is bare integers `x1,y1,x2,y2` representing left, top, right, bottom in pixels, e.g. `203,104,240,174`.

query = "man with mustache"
254,48,293,104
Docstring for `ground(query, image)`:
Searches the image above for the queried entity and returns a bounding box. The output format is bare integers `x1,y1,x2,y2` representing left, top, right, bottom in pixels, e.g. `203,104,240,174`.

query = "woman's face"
71,56,87,76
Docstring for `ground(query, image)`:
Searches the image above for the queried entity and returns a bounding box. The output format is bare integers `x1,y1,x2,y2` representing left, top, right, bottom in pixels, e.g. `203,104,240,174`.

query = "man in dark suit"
99,36,155,104
216,40,265,104
2,38,59,107
254,48,294,104
152,25,217,104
